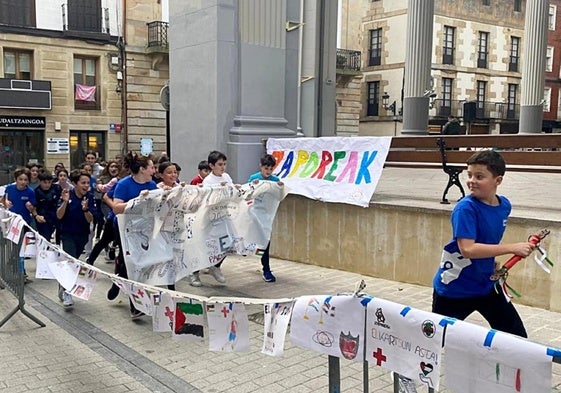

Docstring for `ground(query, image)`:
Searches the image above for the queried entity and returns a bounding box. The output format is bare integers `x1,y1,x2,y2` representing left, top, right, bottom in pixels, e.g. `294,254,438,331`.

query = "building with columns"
347,0,559,136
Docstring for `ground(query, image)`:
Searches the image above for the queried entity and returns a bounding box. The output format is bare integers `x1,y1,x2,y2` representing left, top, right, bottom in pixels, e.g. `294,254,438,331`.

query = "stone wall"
335,75,362,136
124,0,169,155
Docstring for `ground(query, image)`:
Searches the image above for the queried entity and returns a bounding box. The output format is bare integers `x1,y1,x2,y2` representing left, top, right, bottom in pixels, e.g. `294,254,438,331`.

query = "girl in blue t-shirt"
3,167,37,282
106,152,157,319
56,169,98,308
3,167,36,225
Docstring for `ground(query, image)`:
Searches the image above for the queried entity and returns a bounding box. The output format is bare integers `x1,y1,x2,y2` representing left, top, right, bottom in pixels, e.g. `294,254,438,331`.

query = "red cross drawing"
10,225,20,237
137,288,145,298
372,348,387,366
221,306,230,318
164,306,174,321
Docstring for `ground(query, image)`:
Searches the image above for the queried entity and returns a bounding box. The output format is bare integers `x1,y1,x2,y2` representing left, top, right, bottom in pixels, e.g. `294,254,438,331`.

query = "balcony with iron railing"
147,21,169,53
336,49,361,75
431,99,520,121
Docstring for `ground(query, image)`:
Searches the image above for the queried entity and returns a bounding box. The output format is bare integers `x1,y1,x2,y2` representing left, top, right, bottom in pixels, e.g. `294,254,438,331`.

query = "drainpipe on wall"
296,0,305,136
120,0,128,154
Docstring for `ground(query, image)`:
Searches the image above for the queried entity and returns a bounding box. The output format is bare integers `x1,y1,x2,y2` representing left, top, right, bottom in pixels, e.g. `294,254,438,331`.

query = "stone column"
169,0,299,182
402,0,434,135
519,0,549,134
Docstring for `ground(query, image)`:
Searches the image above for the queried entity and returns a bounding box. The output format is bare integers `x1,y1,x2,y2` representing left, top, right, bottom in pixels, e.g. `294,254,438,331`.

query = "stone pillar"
169,1,298,183
402,0,434,135
519,0,549,134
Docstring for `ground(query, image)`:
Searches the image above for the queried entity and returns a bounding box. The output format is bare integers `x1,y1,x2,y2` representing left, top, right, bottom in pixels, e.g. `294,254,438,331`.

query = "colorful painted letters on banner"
267,136,391,207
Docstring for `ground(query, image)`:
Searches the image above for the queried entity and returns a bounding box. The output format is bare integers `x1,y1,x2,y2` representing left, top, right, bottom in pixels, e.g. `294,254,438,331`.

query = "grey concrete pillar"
519,0,549,134
169,1,299,183
169,2,239,181
402,0,435,135
228,0,300,181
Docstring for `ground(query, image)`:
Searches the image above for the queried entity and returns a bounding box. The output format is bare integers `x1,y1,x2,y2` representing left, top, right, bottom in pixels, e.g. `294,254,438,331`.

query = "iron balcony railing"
147,21,169,49
336,49,361,71
431,99,520,121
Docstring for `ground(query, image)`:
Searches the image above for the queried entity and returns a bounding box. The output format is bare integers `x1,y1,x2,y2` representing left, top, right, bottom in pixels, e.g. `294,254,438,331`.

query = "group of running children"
2,147,537,341
2,150,281,319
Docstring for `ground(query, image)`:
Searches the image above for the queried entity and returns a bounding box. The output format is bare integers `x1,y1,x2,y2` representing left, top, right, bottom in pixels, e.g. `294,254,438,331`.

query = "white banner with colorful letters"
267,137,391,207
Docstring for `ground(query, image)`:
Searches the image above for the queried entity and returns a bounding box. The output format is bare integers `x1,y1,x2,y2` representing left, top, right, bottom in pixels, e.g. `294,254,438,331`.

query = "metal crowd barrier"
0,227,45,328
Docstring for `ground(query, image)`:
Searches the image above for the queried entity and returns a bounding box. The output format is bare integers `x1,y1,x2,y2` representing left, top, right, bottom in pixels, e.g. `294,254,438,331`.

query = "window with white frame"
549,5,557,30
544,87,551,112
3,49,32,79
546,46,554,72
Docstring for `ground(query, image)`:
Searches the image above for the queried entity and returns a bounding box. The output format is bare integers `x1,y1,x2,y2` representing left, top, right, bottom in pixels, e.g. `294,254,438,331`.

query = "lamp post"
382,92,398,136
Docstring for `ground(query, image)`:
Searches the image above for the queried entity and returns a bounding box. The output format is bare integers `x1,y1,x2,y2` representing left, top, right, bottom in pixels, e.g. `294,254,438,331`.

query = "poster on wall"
47,138,69,154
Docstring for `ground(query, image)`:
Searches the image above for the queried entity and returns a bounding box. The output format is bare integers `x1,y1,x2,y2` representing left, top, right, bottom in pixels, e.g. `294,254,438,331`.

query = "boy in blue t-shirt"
248,153,283,283
432,150,534,337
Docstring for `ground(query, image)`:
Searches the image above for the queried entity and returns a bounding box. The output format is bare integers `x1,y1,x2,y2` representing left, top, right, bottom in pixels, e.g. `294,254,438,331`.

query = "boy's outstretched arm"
457,238,534,259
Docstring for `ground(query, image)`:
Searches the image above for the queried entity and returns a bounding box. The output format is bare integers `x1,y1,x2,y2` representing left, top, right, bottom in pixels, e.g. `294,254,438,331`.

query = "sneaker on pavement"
201,268,210,274
58,285,64,301
189,273,202,287
262,270,276,282
108,247,116,260
130,310,145,320
62,292,74,308
209,266,226,283
107,284,120,302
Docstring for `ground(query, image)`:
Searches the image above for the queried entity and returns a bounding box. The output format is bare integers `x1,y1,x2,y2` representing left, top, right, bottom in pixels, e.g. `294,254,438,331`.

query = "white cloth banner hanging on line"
118,182,287,286
267,136,391,207
172,298,206,341
290,295,367,361
261,301,294,357
444,320,552,393
152,292,175,333
68,265,97,301
364,298,444,391
207,302,250,352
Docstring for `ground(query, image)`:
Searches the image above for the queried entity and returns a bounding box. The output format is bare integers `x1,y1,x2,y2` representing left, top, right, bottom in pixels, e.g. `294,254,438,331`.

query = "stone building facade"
0,0,169,184
340,0,561,136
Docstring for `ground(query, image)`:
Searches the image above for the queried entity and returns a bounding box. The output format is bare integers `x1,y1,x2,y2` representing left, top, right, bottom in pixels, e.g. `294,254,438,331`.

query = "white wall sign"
47,138,69,154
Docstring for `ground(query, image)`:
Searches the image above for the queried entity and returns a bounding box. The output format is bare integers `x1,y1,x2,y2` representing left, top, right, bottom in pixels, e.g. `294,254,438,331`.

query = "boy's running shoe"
262,271,276,283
